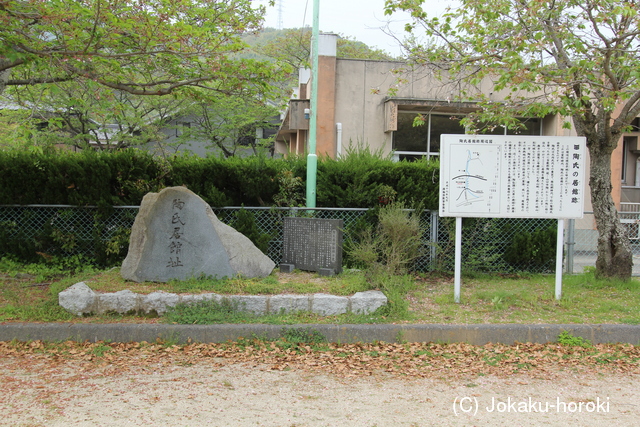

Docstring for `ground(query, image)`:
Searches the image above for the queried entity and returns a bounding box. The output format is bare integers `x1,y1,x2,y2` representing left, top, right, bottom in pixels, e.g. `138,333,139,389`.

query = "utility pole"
306,0,319,208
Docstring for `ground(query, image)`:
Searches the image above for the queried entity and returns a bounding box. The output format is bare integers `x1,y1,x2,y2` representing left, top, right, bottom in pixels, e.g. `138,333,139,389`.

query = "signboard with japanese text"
282,217,343,274
439,135,586,219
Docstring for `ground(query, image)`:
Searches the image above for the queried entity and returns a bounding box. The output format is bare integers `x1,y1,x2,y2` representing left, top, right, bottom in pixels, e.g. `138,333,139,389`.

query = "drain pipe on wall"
336,123,342,159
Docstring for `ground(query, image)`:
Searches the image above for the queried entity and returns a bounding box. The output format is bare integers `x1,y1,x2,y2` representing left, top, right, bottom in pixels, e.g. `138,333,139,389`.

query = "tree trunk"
0,63,10,95
588,139,633,279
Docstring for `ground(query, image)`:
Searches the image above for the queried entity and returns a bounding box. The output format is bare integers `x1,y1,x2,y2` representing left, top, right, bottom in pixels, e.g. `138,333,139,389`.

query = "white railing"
620,202,640,213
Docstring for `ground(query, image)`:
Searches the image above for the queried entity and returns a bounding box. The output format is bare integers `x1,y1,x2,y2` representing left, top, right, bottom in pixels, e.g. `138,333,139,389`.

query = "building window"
392,112,541,161
392,112,465,160
621,136,638,185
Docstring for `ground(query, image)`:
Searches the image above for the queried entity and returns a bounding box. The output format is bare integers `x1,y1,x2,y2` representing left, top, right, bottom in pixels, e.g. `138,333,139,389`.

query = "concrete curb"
58,283,388,316
1,323,639,345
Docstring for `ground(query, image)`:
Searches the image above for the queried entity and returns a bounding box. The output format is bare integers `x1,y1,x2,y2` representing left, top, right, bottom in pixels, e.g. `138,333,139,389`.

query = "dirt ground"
1,355,638,427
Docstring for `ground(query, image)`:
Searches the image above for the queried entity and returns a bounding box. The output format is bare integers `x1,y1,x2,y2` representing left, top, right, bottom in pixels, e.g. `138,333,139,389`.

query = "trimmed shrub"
503,225,557,271
0,148,441,266
0,149,439,209
0,149,166,206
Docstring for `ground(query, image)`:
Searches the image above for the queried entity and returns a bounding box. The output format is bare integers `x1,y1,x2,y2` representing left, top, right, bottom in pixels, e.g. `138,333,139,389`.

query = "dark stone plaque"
281,217,343,274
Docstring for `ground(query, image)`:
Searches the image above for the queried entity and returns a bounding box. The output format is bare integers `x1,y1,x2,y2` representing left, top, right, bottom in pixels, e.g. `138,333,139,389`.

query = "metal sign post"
306,0,320,208
454,216,462,303
555,218,565,300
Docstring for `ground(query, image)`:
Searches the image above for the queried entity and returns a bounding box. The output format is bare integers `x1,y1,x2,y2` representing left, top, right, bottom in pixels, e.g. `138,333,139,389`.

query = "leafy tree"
0,108,39,150
1,0,288,153
386,0,640,279
176,92,280,157
0,0,276,96
5,79,182,150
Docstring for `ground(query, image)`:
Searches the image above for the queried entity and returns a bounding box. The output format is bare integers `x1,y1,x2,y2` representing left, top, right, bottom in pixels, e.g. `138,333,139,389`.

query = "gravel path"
1,356,638,426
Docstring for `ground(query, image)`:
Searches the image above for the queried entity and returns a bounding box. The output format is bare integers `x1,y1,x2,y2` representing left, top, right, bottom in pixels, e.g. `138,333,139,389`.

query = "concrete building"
275,33,572,161
275,33,640,249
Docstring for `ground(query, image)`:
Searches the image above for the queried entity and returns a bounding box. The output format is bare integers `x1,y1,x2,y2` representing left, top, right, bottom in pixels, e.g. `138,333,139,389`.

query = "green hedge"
316,151,438,208
0,150,164,206
0,150,440,209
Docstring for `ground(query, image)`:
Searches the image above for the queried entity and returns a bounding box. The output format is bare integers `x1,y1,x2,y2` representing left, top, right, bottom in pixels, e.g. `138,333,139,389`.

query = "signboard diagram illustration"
440,134,586,219
449,144,501,214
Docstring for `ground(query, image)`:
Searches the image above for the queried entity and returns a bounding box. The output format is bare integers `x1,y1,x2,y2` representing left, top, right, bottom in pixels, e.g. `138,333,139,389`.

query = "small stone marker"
281,217,343,275
121,186,275,282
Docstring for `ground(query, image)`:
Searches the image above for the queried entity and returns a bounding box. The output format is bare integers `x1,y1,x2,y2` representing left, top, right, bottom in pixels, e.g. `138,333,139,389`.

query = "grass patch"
3,257,640,325
78,268,370,296
0,258,389,324
164,299,253,324
405,271,640,324
281,327,326,344
0,257,90,322
557,330,593,348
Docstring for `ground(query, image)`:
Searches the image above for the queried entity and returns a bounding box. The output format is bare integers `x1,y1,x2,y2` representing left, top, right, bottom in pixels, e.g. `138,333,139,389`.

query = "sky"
253,0,455,58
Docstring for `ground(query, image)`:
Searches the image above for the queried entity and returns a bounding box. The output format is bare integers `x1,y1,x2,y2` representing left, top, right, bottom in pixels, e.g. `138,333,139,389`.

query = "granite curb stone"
1,323,639,345
58,282,387,316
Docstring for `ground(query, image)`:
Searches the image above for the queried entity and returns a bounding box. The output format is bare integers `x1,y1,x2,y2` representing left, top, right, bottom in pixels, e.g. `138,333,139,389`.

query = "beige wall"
334,60,401,155
278,48,623,221
330,59,605,220
334,60,465,155
332,59,546,157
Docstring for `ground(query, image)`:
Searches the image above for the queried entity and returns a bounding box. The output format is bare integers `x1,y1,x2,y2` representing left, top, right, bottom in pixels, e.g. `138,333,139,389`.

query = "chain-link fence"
433,216,561,274
1,205,639,275
213,207,375,268
0,205,138,265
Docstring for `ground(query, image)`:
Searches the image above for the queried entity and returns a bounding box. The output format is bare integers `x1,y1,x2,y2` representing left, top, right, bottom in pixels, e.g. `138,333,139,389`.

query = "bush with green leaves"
433,217,558,274
281,327,326,344
316,146,439,208
272,169,305,207
503,225,557,271
557,330,593,348
348,202,425,277
0,149,166,206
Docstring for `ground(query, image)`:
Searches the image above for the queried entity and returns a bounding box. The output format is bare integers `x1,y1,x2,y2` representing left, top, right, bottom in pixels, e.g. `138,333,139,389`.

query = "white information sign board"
439,135,587,219
438,134,587,302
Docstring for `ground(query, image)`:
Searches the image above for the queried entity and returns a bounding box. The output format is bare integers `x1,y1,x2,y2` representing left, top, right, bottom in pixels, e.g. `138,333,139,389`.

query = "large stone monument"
121,186,275,282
